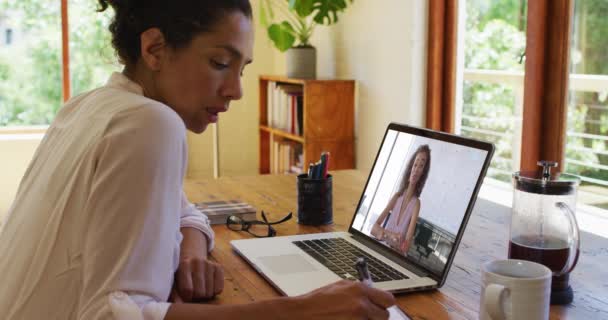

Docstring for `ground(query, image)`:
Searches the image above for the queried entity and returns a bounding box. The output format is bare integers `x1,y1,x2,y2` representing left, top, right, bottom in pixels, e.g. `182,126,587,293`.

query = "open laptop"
231,123,494,296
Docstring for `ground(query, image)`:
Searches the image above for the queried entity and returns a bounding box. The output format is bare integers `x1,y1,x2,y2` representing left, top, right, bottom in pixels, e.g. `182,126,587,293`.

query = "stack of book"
195,200,257,225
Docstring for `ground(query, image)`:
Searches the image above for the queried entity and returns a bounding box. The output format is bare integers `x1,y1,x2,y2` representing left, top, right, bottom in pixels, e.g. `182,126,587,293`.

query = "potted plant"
260,0,353,79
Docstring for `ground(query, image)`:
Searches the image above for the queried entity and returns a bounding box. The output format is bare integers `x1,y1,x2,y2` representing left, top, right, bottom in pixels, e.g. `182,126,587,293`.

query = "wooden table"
184,170,608,319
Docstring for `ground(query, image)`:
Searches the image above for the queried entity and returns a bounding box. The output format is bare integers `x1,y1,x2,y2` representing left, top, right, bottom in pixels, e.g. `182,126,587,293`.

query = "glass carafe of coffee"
510,161,580,305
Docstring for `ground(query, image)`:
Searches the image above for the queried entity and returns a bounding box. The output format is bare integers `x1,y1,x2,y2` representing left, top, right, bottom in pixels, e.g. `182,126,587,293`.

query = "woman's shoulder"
411,196,421,209
126,101,185,133
95,87,186,139
88,74,185,134
395,192,407,201
387,192,402,205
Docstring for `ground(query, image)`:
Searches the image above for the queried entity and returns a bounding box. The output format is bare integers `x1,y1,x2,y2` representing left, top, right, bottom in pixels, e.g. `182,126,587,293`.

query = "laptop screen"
351,127,489,277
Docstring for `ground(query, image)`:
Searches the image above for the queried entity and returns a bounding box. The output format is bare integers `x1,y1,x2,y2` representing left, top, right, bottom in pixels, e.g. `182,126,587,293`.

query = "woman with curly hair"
371,145,431,255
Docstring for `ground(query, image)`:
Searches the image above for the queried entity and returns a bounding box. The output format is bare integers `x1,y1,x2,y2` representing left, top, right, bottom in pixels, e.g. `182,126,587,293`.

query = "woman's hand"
399,238,411,254
370,224,384,239
172,228,224,302
292,280,396,320
383,230,399,248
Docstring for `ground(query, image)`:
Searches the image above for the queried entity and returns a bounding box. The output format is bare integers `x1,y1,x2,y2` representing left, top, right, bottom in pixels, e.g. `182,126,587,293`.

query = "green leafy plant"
260,0,353,52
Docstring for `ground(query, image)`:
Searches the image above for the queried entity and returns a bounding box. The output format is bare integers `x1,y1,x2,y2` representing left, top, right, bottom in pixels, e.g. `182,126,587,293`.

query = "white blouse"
0,73,214,320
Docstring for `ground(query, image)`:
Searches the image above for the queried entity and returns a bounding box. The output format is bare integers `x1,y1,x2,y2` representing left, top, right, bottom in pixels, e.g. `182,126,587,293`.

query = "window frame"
426,0,574,173
520,0,573,173
426,0,458,133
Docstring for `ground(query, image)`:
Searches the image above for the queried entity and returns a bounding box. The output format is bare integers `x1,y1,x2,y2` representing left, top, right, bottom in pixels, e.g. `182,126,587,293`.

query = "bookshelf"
259,75,355,174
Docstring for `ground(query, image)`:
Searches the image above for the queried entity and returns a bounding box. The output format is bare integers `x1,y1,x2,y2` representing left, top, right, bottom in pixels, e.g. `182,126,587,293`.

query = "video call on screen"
352,130,488,275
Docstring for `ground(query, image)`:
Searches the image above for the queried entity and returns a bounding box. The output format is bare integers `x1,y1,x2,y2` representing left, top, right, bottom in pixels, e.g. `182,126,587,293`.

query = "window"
442,0,608,211
566,0,608,209
0,2,62,127
0,0,117,128
455,0,528,182
68,0,118,97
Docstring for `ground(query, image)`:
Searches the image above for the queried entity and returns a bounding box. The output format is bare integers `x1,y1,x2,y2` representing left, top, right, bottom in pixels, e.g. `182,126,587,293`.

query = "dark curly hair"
396,144,431,197
97,0,252,65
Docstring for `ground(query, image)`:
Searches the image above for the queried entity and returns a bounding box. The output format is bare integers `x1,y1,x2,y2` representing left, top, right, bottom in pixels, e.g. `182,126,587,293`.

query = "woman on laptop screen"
371,145,431,255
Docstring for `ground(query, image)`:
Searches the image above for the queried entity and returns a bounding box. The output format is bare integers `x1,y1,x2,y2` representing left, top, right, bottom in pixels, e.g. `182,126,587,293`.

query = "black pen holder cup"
297,174,333,225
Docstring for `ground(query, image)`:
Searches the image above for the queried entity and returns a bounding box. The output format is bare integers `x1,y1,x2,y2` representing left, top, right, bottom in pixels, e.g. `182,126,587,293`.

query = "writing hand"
293,280,396,320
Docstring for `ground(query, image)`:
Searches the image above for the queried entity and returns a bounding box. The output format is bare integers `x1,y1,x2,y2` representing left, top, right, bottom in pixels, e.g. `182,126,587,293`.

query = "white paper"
389,305,411,320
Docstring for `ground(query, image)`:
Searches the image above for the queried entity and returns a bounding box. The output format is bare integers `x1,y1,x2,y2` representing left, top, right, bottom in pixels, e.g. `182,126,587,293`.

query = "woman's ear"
139,28,167,71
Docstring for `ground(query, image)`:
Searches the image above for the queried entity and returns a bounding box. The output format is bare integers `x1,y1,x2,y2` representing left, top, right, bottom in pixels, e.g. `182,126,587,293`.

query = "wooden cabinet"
259,75,355,174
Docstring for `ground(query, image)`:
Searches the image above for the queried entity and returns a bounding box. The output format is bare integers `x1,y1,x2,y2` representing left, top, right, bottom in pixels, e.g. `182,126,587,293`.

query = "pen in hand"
355,258,412,320
355,257,373,287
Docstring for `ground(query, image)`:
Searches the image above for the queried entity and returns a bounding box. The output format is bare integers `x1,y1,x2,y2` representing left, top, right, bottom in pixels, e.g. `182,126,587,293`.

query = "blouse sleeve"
179,190,215,252
76,105,186,320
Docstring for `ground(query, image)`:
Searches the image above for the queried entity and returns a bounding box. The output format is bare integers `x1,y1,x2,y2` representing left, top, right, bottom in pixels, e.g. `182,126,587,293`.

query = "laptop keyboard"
292,238,409,282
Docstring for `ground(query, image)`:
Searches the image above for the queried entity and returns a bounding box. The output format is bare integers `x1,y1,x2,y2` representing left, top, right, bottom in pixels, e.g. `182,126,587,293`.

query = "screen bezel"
347,122,495,286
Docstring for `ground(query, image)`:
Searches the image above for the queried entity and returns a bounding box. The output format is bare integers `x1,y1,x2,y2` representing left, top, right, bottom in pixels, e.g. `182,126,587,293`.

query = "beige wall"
0,135,42,219
312,0,428,170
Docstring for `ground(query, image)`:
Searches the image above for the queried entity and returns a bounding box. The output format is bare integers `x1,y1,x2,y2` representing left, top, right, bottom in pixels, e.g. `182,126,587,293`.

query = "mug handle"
484,283,509,320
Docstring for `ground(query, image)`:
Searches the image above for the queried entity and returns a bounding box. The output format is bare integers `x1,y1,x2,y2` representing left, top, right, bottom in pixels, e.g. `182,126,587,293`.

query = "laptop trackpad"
258,254,318,275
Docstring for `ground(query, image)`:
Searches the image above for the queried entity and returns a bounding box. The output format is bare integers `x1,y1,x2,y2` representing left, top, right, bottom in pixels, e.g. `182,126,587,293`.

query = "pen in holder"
296,173,333,225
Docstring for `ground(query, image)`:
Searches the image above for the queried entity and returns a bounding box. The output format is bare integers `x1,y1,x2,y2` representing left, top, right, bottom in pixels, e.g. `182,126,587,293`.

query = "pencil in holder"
296,174,333,225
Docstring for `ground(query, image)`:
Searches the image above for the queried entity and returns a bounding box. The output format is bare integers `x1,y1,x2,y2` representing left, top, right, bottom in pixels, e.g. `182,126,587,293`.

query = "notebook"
231,123,494,297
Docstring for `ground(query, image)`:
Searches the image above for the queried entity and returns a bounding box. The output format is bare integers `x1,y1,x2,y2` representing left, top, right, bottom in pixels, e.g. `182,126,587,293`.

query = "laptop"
231,123,495,296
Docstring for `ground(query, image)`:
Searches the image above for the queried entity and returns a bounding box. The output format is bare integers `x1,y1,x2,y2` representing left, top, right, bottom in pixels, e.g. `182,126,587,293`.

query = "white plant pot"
286,46,316,79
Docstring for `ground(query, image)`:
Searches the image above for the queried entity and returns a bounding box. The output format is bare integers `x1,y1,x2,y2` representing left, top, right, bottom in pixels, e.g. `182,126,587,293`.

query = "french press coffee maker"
510,161,581,305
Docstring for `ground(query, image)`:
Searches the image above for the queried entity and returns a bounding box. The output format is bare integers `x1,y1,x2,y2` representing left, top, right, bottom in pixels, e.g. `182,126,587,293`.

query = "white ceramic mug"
479,259,552,320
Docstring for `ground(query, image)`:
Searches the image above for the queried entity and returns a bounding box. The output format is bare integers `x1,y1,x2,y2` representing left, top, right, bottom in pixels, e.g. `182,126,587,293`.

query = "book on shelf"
266,81,303,135
269,139,303,174
295,94,303,135
194,200,257,225
290,165,304,174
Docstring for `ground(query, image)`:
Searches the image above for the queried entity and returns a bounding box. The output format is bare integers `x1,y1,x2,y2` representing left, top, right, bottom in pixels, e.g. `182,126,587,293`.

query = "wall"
0,134,42,219
311,0,429,170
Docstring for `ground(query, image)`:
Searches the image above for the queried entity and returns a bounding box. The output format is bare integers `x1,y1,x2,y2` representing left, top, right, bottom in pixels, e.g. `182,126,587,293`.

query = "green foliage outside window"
566,0,608,185
462,0,526,182
463,0,608,187
0,0,117,126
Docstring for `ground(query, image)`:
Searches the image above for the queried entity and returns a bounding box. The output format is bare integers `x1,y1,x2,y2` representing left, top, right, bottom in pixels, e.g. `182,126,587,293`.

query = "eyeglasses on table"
226,210,292,238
